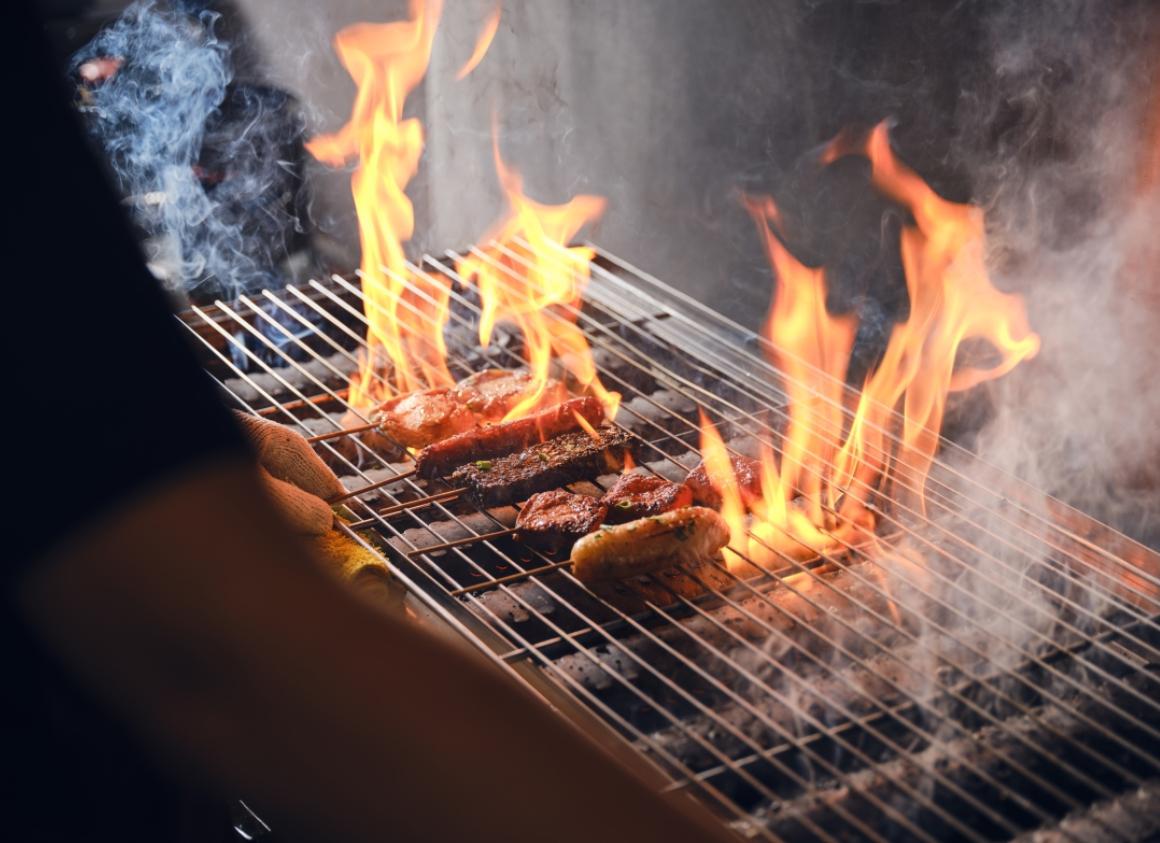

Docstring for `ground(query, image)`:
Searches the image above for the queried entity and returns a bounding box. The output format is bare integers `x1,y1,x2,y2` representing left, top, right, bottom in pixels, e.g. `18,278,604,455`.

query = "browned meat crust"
451,369,568,420
685,454,763,509
514,489,606,552
449,425,631,506
372,388,476,449
599,471,693,523
416,396,605,480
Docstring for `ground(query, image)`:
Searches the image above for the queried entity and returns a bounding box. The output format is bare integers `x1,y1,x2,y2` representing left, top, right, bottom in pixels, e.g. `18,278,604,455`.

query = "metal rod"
450,560,572,595
408,527,518,557
345,488,466,529
307,421,378,443
329,471,415,504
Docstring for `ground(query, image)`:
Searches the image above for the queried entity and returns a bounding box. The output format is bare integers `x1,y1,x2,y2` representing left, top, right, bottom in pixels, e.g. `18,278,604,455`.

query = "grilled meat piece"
600,471,693,523
452,369,568,420
570,506,730,584
372,387,477,449
449,425,630,507
416,396,605,480
685,453,762,509
514,489,606,552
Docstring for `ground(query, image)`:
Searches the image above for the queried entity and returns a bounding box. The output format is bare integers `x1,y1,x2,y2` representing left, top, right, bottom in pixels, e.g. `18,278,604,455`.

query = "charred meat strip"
600,470,693,523
514,490,606,552
449,425,630,507
685,453,762,509
570,506,730,584
372,387,476,449
416,396,605,480
452,369,567,420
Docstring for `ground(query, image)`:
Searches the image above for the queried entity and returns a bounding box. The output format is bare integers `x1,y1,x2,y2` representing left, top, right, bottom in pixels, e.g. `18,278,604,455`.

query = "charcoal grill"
181,242,1160,843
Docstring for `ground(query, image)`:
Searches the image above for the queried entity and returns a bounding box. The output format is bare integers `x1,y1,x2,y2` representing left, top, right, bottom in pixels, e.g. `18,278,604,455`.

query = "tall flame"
306,0,452,408
744,194,858,526
703,122,1040,571
457,130,620,421
826,123,1041,515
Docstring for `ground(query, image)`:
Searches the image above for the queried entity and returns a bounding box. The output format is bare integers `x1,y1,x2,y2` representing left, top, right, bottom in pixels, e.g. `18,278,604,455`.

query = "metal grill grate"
182,242,1160,843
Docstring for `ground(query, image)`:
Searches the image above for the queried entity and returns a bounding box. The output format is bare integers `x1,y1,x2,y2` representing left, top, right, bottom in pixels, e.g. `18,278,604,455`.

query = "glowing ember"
700,123,1040,572
456,128,621,422
306,0,452,408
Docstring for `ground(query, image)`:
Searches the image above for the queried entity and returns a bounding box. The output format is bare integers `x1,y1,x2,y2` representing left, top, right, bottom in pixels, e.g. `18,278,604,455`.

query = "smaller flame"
457,126,620,422
307,0,452,408
697,413,749,573
572,408,602,442
455,3,501,80
622,450,637,472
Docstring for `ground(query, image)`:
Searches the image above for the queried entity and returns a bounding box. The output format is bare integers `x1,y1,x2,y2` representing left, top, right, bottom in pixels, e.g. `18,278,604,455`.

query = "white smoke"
962,0,1160,548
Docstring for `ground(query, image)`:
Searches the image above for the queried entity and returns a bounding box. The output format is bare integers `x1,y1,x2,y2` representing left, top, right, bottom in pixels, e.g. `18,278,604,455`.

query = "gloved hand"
234,412,346,535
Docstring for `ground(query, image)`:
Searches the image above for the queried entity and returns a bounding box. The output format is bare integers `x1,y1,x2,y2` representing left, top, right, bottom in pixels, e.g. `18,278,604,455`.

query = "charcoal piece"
450,426,631,507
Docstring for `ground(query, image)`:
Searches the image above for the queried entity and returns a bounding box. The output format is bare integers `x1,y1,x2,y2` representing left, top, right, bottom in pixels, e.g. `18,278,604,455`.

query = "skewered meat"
372,387,477,450
600,471,693,523
684,453,762,509
514,490,606,552
569,506,730,584
449,425,630,506
416,396,605,480
452,369,568,420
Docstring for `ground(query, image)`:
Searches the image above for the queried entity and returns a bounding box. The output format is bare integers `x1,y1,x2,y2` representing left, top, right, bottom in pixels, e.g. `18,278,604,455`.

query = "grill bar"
181,245,1160,841
300,271,983,842
440,244,1160,744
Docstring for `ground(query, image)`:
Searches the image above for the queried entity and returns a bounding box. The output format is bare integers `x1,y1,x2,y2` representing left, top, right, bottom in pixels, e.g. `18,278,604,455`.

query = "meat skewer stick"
446,506,731,594
446,425,630,505
406,489,607,558
327,470,417,504
450,560,573,596
307,422,377,444
401,466,692,554
349,425,630,527
311,370,568,448
414,395,606,480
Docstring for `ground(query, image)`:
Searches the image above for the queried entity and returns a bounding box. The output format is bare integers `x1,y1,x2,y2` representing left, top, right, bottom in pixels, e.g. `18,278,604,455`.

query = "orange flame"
306,0,452,408
457,129,621,421
455,3,501,81
744,194,858,525
697,412,748,572
826,123,1041,515
702,122,1040,571
572,408,602,441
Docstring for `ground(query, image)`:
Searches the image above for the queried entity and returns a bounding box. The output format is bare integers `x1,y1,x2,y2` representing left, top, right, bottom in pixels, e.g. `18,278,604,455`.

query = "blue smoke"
73,1,304,301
